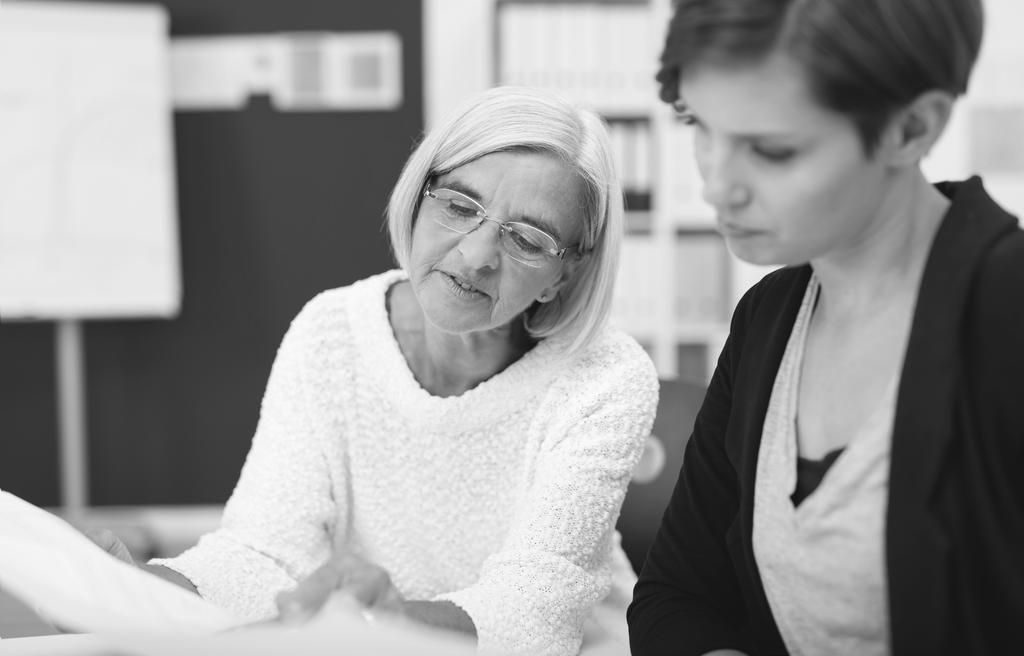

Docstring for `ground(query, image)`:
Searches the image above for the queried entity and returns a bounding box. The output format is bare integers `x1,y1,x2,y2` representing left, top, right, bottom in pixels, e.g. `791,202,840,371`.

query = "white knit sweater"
153,270,659,656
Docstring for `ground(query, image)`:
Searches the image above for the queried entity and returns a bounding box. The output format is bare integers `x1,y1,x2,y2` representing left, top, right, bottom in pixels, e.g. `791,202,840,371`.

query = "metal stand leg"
56,319,88,519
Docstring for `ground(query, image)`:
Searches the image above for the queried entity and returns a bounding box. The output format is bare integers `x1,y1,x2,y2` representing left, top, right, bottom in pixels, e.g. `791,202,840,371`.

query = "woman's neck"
387,281,535,397
810,170,950,318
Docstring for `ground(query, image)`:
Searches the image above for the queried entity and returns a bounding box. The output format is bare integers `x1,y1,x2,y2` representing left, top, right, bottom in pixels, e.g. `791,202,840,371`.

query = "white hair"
386,86,624,354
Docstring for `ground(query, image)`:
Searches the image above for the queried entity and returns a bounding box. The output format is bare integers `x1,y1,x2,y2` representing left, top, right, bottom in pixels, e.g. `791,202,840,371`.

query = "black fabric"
627,177,1024,656
790,448,844,507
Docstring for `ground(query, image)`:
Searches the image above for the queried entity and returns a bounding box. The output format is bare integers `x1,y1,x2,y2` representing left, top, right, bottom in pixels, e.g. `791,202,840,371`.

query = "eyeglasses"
422,187,573,268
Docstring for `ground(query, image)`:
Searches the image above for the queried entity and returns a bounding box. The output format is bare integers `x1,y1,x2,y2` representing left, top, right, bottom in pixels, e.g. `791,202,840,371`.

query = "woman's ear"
883,90,955,167
536,252,585,303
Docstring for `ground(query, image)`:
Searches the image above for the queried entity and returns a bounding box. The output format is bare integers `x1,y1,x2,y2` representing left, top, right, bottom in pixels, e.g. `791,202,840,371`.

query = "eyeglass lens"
426,188,559,266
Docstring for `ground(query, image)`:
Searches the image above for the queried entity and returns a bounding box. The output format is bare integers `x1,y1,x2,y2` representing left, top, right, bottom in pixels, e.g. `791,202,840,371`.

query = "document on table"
0,490,479,655
103,608,478,656
0,490,243,636
1,609,478,656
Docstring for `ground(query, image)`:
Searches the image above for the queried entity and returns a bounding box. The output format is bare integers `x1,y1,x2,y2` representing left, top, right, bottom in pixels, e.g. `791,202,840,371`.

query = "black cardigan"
628,178,1024,656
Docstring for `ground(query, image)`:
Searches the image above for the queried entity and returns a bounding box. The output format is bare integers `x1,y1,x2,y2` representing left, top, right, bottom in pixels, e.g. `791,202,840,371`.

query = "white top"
152,270,659,656
753,275,894,656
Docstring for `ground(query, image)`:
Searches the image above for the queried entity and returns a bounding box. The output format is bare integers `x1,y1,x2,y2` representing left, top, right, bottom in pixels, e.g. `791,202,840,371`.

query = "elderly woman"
628,1,1023,655
100,86,657,656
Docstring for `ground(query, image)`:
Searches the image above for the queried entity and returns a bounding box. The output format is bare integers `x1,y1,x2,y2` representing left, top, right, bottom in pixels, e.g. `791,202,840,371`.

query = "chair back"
617,377,707,572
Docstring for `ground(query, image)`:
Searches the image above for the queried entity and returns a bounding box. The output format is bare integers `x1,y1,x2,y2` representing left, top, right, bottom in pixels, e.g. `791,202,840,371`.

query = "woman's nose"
696,139,750,211
456,220,502,270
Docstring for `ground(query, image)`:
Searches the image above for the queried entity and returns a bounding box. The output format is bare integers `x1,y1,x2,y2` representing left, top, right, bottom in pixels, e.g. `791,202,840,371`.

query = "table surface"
1,629,629,656
0,634,112,655
0,586,629,656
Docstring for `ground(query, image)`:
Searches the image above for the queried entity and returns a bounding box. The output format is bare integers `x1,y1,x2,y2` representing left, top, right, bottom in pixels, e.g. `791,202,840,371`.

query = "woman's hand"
83,527,135,565
276,552,405,624
82,526,199,594
40,528,136,634
276,552,475,635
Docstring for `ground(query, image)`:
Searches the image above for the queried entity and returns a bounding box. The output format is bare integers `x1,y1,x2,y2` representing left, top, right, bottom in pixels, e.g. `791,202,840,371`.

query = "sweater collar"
349,270,567,426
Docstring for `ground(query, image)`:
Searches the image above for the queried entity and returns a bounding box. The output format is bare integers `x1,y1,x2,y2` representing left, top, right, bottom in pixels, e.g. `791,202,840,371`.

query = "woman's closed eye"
445,200,481,219
751,142,798,163
507,226,545,254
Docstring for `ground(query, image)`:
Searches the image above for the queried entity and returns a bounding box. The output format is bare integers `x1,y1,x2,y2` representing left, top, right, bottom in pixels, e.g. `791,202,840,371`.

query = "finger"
373,584,405,614
318,591,388,626
334,565,404,613
347,568,395,607
276,562,343,623
327,553,405,611
83,528,135,565
321,590,366,615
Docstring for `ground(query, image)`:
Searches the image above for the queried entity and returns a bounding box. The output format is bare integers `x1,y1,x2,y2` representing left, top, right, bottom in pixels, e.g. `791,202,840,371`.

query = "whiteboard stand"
56,319,88,520
0,2,179,519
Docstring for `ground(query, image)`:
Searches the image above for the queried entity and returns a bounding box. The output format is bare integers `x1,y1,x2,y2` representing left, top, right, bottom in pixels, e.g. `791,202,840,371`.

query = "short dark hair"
657,0,984,152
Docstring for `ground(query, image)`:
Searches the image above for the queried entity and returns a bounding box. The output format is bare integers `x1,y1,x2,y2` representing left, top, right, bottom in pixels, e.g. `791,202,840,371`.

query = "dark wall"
0,0,422,506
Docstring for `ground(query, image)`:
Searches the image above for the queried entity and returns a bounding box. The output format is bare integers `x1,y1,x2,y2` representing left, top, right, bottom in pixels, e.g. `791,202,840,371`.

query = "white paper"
102,608,478,656
0,612,478,656
0,634,110,655
0,491,243,636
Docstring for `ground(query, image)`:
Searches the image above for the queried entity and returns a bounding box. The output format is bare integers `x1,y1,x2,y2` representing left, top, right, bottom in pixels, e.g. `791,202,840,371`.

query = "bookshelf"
425,0,1024,381
919,0,1024,221
425,0,773,381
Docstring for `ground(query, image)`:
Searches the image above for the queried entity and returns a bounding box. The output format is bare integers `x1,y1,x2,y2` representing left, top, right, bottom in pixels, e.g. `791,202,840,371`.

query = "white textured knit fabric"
752,274,894,656
152,269,658,656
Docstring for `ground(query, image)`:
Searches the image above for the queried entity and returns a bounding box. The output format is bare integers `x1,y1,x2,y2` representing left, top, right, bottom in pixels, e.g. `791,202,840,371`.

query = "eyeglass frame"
421,186,577,267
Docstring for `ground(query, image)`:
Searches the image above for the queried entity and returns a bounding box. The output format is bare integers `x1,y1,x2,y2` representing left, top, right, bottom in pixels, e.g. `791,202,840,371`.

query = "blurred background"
0,0,1021,609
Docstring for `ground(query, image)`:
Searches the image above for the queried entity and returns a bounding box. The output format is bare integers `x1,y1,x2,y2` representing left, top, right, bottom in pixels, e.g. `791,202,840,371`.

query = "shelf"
624,191,653,212
612,321,727,341
427,0,1024,382
673,222,718,235
672,322,728,342
428,0,744,382
496,2,658,116
624,210,654,234
497,0,650,5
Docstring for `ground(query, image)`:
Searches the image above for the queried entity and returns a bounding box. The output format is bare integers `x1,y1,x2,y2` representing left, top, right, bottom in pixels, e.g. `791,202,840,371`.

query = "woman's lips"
441,271,488,297
718,222,762,238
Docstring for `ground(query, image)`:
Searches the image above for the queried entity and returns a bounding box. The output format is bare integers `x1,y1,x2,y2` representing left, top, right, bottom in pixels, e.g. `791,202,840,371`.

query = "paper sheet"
0,491,243,637
102,609,478,656
0,612,478,656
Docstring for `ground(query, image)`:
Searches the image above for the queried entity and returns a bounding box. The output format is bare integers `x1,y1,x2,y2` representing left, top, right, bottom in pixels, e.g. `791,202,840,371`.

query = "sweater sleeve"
628,283,763,656
150,295,344,622
438,339,659,656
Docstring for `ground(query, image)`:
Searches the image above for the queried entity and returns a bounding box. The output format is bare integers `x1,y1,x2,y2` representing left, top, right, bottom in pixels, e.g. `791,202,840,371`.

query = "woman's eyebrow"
682,107,805,140
438,177,564,241
520,215,563,242
437,179,483,202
